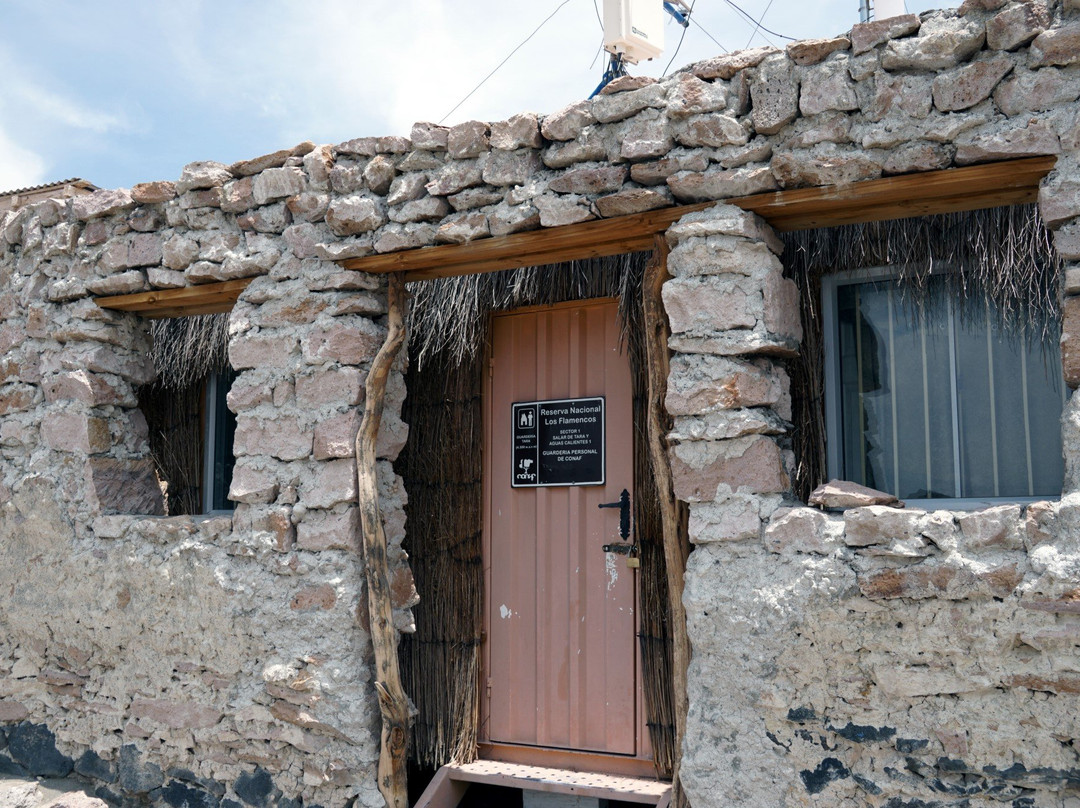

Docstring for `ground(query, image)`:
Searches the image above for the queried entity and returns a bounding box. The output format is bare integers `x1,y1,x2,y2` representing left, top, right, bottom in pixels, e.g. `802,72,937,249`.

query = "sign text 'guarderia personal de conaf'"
511,397,605,487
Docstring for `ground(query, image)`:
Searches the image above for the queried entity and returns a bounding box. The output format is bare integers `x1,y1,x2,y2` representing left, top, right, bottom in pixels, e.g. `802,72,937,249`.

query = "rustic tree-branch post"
355,273,411,808
643,236,692,808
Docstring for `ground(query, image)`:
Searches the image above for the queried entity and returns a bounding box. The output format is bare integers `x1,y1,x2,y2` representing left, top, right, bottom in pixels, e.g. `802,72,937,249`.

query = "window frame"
822,265,1064,510
201,368,237,514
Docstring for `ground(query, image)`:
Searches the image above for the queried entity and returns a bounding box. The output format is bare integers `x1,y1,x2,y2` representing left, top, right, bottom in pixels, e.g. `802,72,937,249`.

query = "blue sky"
0,0,956,193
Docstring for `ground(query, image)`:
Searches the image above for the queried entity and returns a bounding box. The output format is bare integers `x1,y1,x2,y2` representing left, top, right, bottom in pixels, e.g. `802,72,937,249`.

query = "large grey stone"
482,150,543,187
809,480,902,509
674,113,749,148
591,82,666,124
931,54,1014,112
489,113,542,150
666,73,728,117
786,35,851,65
594,187,671,217
799,57,860,116
618,110,675,160
692,46,777,80
771,146,882,188
325,195,387,235
850,14,921,55
540,100,596,141
86,457,165,516
447,120,490,159
993,66,1080,116
410,121,448,151
751,55,799,135
175,160,233,192
547,165,627,195
986,1,1050,51
1030,22,1080,67
881,16,986,71
667,165,777,202
954,118,1060,164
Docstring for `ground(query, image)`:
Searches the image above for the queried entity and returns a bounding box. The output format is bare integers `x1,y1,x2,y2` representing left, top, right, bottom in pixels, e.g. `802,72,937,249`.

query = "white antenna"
603,0,665,64
860,0,908,22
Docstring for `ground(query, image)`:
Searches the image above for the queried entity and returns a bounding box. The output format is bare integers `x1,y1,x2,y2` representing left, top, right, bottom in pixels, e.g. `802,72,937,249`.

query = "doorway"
481,298,646,762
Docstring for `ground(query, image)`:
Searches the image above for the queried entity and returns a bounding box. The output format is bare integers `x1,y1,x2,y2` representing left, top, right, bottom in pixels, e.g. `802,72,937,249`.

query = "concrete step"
415,760,671,808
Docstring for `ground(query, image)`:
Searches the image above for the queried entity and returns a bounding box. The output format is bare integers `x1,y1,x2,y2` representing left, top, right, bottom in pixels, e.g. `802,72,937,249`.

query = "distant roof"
0,177,98,197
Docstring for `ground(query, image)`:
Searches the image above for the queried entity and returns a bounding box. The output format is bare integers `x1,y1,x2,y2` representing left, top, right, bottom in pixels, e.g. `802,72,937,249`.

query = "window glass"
834,275,1064,501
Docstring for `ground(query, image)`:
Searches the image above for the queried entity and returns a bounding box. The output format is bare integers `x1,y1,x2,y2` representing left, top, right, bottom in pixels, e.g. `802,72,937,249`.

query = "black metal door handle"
598,488,630,540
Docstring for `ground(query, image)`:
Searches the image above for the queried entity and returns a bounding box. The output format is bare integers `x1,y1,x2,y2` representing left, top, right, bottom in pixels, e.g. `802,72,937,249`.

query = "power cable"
662,0,699,76
591,0,603,30
439,0,574,125
690,16,730,54
723,0,794,40
590,37,605,71
745,0,776,48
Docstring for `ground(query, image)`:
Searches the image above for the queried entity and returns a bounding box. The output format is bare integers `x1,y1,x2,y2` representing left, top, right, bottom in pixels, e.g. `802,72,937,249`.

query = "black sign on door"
512,397,605,487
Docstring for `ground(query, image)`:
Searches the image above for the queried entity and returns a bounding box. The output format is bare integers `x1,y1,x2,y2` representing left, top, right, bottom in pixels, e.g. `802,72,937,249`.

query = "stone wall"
0,0,1079,805
0,165,411,805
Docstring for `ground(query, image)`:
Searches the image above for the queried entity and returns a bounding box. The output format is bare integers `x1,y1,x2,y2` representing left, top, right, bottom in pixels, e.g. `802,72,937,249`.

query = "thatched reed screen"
781,203,1062,501
397,252,683,778
137,314,231,515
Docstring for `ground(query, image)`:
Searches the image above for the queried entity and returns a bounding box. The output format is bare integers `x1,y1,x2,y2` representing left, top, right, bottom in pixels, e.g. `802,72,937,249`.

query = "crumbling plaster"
1,0,1080,805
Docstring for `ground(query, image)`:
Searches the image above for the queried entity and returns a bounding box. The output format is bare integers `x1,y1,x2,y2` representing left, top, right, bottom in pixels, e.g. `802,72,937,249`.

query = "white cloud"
0,44,128,136
0,124,47,191
8,81,128,134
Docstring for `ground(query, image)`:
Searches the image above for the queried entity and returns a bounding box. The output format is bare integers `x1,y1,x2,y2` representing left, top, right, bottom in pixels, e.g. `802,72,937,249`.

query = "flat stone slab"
809,479,904,509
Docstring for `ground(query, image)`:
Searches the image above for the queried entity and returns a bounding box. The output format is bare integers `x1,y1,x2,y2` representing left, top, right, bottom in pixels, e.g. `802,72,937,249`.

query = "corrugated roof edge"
0,177,98,197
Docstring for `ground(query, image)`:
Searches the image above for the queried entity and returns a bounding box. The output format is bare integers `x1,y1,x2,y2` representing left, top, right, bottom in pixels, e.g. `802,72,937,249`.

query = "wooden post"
355,273,411,808
642,236,692,808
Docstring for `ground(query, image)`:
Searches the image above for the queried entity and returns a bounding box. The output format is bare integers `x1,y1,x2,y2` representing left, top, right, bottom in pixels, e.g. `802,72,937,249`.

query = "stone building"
1,1,1079,806
0,179,97,215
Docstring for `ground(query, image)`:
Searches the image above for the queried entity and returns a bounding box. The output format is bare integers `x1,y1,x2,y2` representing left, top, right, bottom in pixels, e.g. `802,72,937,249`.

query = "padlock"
626,555,640,569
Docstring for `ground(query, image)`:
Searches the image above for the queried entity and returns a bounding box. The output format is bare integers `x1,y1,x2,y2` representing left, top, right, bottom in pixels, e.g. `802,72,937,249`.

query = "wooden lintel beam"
339,156,1056,281
341,202,715,277
759,186,1040,232
94,278,253,318
402,234,663,282
735,155,1055,230
90,156,1057,317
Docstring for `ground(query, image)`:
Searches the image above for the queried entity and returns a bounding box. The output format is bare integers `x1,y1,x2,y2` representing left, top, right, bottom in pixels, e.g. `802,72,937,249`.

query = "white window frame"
822,266,1065,510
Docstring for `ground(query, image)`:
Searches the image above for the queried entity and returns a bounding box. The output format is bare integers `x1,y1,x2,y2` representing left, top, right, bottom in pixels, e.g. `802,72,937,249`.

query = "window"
823,269,1065,506
202,368,237,512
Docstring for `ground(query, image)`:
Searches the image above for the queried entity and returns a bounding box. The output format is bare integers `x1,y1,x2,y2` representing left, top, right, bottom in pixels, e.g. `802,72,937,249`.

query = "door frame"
478,297,653,777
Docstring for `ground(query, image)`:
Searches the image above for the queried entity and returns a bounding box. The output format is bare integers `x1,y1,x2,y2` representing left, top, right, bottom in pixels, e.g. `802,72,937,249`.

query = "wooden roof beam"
340,156,1057,282
93,156,1056,316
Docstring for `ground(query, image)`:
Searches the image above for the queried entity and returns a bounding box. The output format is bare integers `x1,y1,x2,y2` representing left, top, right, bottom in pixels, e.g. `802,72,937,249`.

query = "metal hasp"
598,488,631,540
602,542,634,554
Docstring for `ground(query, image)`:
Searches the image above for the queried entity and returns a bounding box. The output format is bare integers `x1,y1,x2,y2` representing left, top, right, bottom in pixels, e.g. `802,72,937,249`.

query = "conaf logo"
631,26,649,38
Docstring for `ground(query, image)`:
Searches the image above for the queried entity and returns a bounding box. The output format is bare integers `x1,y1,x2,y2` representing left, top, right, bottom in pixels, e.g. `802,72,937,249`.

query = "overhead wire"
438,0,574,125
688,14,729,55
590,0,606,71
662,0,699,76
724,0,795,41
590,38,605,70
745,0,776,48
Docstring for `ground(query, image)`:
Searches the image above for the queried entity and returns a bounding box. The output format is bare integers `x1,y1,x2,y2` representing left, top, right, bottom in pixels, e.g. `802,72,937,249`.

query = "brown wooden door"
482,299,639,757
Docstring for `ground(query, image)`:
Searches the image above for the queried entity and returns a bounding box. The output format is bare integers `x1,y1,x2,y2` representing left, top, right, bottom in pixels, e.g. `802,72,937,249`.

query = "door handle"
598,488,630,540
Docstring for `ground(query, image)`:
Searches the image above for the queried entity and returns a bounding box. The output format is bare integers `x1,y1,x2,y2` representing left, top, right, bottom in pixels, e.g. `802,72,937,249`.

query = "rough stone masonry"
2,0,1080,805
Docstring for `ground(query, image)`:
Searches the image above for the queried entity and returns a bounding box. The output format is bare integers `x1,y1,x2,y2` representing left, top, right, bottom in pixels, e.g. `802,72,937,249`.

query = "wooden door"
482,299,640,757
